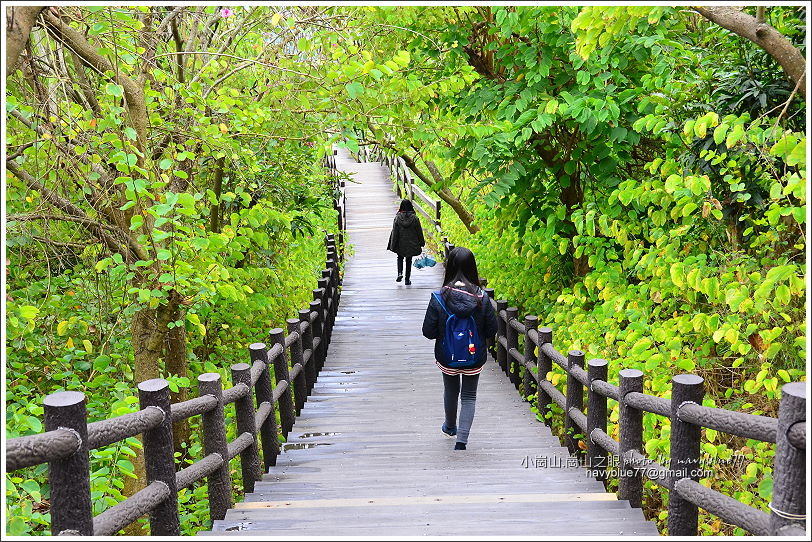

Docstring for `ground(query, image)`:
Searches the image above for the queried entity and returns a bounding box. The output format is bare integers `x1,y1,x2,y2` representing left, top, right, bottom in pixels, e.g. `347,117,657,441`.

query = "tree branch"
5,161,149,263
42,9,149,155
399,153,480,234
694,6,806,99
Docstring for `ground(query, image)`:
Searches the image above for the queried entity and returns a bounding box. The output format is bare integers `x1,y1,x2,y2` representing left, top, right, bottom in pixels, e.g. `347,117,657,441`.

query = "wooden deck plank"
203,148,659,537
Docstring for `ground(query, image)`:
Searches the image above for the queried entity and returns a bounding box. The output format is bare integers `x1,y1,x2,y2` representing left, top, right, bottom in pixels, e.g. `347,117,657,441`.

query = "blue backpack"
432,291,483,368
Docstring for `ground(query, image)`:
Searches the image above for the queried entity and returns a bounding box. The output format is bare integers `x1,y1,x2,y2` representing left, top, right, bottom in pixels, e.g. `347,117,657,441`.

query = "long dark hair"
398,199,414,213
442,247,481,298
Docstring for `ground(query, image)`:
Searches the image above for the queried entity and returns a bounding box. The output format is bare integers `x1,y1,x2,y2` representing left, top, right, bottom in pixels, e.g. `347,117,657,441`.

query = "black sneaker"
441,424,457,439
454,442,466,450
396,274,403,282
405,279,412,285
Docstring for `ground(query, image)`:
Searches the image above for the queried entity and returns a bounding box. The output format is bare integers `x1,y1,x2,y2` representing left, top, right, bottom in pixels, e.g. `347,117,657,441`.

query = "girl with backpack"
386,199,425,285
421,247,497,450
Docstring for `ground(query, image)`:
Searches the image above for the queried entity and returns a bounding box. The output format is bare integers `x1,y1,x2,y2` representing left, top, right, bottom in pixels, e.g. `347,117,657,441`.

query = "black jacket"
386,211,424,257
422,286,498,369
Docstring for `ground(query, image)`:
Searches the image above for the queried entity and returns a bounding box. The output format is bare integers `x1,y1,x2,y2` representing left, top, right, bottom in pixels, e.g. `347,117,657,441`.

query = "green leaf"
105,83,124,97
159,158,173,170
18,305,38,319
345,82,364,99
545,99,559,115
156,249,172,261
129,215,144,230
786,140,806,167
177,193,196,209
664,174,682,193
757,477,773,499
726,124,744,147
713,123,729,145
57,320,69,336
676,358,695,371
775,285,790,305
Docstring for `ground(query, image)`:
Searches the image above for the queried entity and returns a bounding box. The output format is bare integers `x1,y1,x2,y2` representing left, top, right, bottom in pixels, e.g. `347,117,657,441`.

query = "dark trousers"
397,255,412,280
442,373,480,444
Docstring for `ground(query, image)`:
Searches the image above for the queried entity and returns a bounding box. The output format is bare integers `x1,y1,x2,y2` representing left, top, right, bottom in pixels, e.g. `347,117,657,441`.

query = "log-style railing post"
309,300,325,371
505,307,520,390
586,358,609,484
269,328,295,436
299,308,317,393
44,391,93,536
317,278,330,345
337,181,346,251
770,382,806,534
321,269,334,340
231,363,262,493
495,300,508,375
618,368,644,508
522,315,538,400
198,373,232,521
330,259,341,318
138,379,180,536
537,327,553,426
250,343,280,468
483,288,496,358
565,350,585,458
668,374,704,536
287,318,307,414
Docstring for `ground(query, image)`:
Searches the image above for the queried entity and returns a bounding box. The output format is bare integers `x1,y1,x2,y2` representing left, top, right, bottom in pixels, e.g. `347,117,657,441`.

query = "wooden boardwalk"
202,149,659,536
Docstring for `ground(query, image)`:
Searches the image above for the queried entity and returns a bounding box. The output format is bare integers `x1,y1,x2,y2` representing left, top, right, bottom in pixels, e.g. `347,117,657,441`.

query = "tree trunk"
5,6,45,76
165,306,191,460
559,173,590,277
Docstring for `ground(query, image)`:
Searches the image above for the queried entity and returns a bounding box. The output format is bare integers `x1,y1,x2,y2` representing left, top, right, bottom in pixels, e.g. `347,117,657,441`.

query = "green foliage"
375,5,805,535
4,4,805,537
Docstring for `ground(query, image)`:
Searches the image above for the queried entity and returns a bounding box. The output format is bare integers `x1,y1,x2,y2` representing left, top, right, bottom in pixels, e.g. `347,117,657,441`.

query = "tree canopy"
4,4,807,536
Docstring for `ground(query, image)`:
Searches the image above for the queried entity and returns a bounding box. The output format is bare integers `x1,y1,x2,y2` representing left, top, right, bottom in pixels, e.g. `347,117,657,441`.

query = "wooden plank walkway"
202,149,659,536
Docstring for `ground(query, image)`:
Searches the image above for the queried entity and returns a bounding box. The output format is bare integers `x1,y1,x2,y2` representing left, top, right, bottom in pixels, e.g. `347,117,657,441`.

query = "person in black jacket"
422,247,497,450
386,199,425,285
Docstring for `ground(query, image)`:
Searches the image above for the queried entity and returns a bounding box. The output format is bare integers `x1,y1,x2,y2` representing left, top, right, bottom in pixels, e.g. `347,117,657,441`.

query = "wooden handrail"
5,225,345,532
483,287,807,537
356,143,452,258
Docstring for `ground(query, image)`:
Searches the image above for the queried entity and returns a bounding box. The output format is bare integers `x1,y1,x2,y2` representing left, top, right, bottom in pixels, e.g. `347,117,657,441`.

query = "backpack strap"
432,291,451,316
